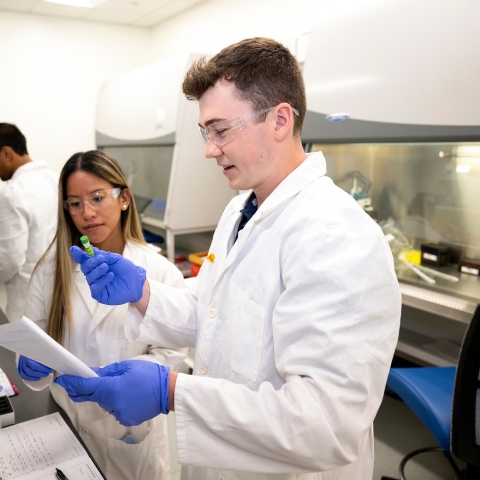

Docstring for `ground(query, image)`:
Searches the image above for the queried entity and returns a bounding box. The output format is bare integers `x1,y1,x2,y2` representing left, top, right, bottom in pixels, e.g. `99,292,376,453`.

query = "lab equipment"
301,0,480,364
414,264,459,283
80,235,94,257
399,253,460,284
302,0,480,142
18,355,54,381
421,243,451,267
0,395,14,427
70,246,146,305
55,360,170,427
96,54,237,262
349,171,376,218
401,249,422,265
380,218,412,266
458,258,480,276
400,259,436,284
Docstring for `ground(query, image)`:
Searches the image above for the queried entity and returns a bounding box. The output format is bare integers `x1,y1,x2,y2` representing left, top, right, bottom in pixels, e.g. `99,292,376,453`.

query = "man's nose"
204,138,223,159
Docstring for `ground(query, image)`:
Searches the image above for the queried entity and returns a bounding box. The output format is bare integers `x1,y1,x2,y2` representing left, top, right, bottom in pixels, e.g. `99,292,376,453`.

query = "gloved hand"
70,246,146,305
54,360,170,426
18,355,54,381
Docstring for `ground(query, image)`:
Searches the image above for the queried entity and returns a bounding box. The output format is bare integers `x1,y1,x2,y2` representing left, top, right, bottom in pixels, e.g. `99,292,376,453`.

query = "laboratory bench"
0,308,105,478
396,265,479,367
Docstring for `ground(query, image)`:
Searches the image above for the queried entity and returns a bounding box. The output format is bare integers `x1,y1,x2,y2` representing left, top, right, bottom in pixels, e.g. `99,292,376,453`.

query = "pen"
80,235,94,257
56,468,70,480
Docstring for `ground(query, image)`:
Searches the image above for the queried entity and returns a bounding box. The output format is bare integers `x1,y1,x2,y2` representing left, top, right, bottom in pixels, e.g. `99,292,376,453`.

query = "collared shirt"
234,192,258,242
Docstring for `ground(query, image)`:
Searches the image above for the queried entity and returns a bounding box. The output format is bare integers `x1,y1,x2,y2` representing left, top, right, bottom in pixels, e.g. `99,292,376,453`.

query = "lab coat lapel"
209,153,327,294
209,210,243,293
86,301,117,338
258,152,326,217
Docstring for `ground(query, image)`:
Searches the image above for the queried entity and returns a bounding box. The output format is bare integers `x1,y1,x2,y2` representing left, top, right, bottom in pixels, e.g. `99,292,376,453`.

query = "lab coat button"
81,427,89,434
199,365,208,375
88,348,96,355
207,308,217,319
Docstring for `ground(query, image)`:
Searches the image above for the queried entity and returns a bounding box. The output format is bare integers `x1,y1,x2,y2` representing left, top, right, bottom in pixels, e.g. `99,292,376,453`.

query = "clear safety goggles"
199,106,299,147
64,188,122,215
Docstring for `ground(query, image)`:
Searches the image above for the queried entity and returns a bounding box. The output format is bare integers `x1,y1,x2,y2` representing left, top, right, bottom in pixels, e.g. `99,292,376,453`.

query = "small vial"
80,235,94,257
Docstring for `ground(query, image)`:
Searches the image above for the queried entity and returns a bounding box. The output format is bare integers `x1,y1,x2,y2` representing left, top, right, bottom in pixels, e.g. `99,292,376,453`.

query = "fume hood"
95,55,236,261
301,0,480,366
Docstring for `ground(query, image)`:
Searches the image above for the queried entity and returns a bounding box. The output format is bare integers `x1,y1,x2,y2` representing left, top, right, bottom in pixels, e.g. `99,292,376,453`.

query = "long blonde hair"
38,150,146,344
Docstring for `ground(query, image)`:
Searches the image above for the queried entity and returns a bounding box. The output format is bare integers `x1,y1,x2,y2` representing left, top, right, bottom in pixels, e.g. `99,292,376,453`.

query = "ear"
120,188,131,210
273,104,296,142
0,146,14,160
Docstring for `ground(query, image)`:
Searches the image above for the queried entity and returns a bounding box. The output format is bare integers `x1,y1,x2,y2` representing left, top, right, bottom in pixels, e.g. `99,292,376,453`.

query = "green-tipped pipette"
80,235,94,257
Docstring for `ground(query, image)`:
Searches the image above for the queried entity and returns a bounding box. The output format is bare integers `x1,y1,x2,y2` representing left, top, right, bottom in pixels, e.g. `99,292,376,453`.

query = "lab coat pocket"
223,287,266,383
106,420,168,480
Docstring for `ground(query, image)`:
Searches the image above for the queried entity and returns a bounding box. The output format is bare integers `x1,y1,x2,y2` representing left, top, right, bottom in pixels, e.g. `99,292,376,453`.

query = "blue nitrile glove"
54,360,170,426
70,246,146,305
18,355,54,381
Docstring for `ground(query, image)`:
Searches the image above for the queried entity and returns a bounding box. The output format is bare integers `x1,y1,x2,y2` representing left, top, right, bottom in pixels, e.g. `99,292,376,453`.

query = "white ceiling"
0,0,209,27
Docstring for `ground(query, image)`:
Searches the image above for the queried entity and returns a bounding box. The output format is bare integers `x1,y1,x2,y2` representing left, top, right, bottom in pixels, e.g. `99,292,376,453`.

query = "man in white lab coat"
0,123,58,321
56,38,401,480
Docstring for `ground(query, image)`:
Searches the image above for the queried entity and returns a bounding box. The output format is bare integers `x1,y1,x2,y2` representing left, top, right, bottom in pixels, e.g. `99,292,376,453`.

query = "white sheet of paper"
0,316,98,378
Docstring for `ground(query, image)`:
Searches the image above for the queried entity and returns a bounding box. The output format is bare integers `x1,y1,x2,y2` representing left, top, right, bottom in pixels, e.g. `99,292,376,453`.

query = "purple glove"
18,355,54,381
54,360,170,426
70,246,146,305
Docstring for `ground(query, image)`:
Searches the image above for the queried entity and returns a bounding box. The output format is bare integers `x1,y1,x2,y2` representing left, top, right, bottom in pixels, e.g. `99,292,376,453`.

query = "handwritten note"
0,413,103,479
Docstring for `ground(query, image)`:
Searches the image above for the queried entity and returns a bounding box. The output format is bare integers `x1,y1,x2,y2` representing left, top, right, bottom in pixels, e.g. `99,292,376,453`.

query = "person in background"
0,123,58,321
18,150,186,480
56,39,401,480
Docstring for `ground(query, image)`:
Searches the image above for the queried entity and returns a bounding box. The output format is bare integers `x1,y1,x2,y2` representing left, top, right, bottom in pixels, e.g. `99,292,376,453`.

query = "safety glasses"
199,106,299,147
64,188,122,215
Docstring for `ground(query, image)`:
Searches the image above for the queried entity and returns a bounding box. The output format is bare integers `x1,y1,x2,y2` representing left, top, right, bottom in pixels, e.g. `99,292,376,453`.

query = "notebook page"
0,413,101,479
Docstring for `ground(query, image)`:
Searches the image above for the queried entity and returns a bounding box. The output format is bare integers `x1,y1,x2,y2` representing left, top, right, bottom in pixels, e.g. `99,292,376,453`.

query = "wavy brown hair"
182,37,306,137
36,150,145,344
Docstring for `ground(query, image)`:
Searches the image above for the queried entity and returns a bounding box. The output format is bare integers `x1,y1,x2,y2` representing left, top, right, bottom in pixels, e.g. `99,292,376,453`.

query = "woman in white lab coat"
20,150,186,480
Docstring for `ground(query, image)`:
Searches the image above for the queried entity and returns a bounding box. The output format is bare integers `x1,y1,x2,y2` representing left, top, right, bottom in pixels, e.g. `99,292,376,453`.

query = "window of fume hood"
311,142,480,304
103,145,174,222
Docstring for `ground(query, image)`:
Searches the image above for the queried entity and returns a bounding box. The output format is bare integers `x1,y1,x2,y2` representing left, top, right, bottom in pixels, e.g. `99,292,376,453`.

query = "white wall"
0,0,325,177
0,11,152,174
150,0,326,62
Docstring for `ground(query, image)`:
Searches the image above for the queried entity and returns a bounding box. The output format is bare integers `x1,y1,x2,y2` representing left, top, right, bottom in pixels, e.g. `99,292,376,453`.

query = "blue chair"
381,304,480,480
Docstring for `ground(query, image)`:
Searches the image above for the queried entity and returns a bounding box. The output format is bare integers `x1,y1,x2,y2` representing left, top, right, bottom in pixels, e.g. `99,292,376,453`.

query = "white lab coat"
0,160,58,321
126,152,401,480
24,241,187,480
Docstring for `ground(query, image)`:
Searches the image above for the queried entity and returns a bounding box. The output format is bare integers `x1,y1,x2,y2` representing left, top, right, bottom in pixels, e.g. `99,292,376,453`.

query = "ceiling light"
42,0,107,7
